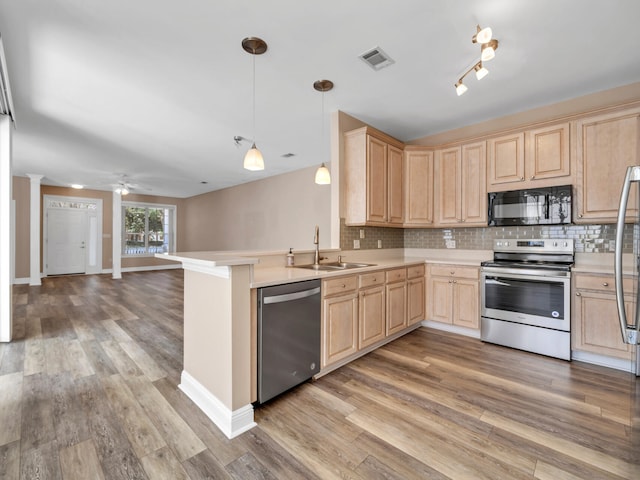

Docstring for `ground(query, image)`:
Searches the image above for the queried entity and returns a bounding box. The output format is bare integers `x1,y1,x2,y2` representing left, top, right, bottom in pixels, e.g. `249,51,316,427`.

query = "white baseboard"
12,277,30,285
179,370,256,439
422,320,481,339
571,350,635,373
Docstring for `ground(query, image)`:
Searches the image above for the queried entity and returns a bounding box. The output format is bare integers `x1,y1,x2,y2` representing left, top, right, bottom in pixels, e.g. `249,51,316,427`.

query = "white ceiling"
1,0,639,198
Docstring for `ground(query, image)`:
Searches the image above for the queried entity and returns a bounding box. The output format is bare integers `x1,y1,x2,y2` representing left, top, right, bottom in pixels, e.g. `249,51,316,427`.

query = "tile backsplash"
341,218,634,253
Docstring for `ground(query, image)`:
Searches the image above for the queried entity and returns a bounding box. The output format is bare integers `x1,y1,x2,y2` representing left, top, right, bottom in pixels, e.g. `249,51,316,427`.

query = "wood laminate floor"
1,270,638,479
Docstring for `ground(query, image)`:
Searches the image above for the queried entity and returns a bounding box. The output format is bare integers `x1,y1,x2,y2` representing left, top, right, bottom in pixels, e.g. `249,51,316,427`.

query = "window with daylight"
122,203,176,256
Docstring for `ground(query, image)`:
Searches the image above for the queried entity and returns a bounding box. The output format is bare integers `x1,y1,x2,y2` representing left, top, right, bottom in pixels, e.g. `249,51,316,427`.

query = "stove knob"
496,241,502,247
553,241,558,247
564,242,568,247
504,241,510,247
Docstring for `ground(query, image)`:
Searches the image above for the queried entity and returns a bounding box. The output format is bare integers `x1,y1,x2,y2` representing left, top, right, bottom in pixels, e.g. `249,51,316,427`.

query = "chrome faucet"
313,225,320,265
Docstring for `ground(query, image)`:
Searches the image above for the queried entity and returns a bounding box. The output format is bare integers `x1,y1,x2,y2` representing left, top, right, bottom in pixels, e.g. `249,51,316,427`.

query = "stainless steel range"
480,239,574,360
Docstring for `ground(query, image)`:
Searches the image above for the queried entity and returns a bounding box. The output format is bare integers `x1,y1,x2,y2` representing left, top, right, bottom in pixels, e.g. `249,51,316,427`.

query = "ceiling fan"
111,174,149,195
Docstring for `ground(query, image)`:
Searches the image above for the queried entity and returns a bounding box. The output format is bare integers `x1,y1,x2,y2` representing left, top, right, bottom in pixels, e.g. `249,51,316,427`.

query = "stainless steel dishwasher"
257,279,321,404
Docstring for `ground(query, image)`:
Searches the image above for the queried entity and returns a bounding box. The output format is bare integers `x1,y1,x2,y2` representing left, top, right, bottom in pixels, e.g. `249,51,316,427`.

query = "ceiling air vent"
359,46,395,71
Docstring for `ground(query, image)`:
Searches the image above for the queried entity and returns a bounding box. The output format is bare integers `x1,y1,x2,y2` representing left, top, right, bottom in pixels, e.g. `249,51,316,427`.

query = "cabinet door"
428,276,453,324
573,290,634,360
404,150,434,226
525,123,571,182
367,136,388,223
487,133,525,187
387,145,404,225
386,281,407,336
322,292,358,367
461,141,487,226
407,277,425,325
359,286,386,348
453,279,479,329
575,109,640,223
435,147,461,225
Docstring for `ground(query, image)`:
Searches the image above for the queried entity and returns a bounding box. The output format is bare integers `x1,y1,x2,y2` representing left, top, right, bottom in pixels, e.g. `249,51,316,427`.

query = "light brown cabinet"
407,264,426,326
403,149,434,227
344,127,404,227
385,268,407,336
487,123,571,192
427,265,480,329
572,273,635,360
435,141,487,227
321,276,358,368
358,272,386,348
574,108,640,223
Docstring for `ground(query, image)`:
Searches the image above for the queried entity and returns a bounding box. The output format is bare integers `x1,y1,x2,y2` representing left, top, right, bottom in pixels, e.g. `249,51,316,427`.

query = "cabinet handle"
578,213,583,218
530,175,535,180
341,284,346,288
520,176,524,181
602,282,609,287
453,280,457,283
576,292,581,296
450,271,455,275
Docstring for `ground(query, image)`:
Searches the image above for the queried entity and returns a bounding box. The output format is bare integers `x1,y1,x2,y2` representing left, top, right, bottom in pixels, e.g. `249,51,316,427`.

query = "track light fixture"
454,25,498,96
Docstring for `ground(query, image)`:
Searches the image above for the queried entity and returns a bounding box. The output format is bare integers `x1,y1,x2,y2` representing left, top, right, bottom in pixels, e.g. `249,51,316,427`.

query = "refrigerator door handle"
615,166,640,345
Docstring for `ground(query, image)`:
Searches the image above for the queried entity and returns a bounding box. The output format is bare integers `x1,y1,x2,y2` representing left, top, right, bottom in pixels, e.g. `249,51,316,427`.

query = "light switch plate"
353,239,360,249
377,240,382,248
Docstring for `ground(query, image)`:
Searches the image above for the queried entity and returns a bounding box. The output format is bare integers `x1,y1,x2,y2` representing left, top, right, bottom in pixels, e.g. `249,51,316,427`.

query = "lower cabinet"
427,265,480,329
321,264,426,370
321,276,358,368
407,264,426,326
572,273,635,360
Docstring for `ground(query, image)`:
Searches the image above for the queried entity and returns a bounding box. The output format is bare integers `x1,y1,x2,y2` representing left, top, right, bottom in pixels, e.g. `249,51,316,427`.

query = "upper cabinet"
344,127,404,227
403,148,434,227
434,141,487,227
574,107,640,223
487,122,571,192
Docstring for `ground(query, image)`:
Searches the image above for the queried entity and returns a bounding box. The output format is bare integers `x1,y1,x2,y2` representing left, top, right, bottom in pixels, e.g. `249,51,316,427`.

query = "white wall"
183,165,332,252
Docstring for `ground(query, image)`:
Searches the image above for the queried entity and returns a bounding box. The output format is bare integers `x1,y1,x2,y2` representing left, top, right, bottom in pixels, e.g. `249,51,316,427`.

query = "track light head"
472,25,493,44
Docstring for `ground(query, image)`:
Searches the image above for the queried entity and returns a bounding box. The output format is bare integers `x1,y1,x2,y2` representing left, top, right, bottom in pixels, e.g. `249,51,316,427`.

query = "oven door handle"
614,165,640,345
485,278,512,286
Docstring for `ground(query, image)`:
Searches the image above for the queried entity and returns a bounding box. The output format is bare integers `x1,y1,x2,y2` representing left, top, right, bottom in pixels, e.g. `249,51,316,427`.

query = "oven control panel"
494,239,574,254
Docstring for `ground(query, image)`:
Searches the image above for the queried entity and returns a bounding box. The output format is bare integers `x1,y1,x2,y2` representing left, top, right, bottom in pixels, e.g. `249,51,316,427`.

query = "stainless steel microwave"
487,185,572,226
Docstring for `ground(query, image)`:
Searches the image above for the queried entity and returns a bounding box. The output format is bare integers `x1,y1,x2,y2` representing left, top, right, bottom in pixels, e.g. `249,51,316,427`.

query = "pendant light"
242,37,267,171
313,79,333,185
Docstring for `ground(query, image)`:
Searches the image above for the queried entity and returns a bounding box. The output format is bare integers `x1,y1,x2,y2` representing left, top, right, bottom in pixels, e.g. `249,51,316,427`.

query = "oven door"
481,267,570,331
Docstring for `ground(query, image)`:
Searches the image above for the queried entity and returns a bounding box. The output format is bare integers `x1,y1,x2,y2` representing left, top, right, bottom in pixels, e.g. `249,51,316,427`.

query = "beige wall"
12,176,30,279
182,165,331,252
407,81,640,146
12,181,183,278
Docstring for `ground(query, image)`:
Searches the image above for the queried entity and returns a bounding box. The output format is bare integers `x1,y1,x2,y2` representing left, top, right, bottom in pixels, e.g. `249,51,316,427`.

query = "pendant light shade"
313,79,333,185
243,143,265,171
314,163,331,184
242,37,267,171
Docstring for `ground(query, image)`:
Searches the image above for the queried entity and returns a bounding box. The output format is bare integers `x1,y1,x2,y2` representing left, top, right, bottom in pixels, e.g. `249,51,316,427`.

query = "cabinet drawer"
323,275,357,297
407,264,425,279
575,274,632,293
359,271,385,289
386,268,407,284
429,265,478,280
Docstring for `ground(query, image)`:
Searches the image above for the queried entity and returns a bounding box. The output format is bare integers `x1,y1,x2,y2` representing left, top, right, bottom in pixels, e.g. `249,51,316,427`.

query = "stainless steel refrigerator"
614,165,640,477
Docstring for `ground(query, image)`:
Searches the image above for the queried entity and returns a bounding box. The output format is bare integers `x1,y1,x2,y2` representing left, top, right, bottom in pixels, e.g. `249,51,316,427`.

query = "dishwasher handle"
262,286,321,305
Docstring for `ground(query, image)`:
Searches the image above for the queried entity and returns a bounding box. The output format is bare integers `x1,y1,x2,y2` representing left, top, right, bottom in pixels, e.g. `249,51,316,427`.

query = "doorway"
43,195,102,276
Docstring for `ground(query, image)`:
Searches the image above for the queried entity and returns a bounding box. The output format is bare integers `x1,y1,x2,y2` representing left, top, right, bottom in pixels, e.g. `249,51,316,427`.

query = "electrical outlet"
359,229,365,239
353,239,360,249
377,240,382,248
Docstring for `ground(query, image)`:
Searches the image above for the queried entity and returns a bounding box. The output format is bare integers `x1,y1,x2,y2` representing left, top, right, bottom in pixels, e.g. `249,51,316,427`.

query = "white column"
27,174,43,286
112,191,122,279
0,115,12,342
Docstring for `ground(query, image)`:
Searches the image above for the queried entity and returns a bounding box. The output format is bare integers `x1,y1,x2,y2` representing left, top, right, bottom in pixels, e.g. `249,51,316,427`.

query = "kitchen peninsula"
160,248,491,439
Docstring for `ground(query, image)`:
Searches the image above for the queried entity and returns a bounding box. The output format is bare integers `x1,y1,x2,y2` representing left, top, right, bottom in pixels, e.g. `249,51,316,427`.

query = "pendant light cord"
252,53,256,146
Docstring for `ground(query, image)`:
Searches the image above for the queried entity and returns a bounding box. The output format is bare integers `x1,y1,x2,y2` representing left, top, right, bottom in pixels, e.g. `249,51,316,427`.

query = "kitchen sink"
296,262,376,271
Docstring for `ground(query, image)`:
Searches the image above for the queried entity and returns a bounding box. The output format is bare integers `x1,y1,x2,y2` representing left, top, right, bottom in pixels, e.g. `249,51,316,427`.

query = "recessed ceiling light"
200,181,208,184
281,153,295,158
71,184,84,189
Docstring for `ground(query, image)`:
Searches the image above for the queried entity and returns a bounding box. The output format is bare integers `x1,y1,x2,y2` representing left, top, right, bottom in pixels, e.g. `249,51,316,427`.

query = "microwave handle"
545,194,550,220
488,193,495,225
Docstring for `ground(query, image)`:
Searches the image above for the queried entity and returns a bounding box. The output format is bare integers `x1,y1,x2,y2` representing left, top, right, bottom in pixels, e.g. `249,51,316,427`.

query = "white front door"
47,209,87,275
